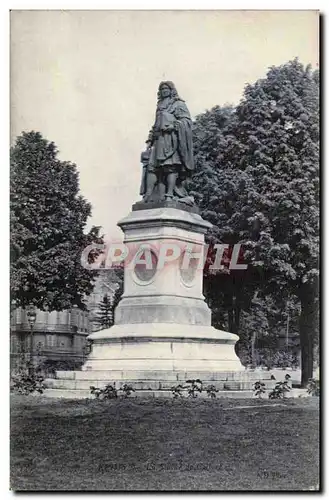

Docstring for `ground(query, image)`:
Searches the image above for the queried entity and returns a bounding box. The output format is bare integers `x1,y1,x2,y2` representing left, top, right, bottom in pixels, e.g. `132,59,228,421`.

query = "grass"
10,394,319,491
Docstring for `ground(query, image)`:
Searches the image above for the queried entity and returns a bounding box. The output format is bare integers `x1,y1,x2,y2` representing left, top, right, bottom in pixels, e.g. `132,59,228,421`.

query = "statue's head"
157,81,180,101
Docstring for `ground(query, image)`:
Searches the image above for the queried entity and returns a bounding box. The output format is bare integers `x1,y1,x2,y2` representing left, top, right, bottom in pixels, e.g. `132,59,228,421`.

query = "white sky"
10,10,319,241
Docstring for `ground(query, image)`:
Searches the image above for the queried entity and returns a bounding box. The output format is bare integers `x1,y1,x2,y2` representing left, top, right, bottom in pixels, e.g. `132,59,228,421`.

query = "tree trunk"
251,330,257,367
229,293,241,334
235,306,241,334
228,309,234,333
299,283,318,387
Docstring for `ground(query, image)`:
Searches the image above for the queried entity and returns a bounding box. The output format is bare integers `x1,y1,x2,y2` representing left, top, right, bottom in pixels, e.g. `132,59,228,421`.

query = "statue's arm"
173,101,192,123
146,109,160,146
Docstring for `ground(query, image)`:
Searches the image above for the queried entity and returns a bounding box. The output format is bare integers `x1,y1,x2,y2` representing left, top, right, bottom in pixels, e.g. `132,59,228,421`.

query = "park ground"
10,394,319,491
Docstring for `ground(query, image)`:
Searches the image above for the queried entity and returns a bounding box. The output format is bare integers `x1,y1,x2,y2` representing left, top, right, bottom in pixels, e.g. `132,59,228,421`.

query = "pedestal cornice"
118,207,212,235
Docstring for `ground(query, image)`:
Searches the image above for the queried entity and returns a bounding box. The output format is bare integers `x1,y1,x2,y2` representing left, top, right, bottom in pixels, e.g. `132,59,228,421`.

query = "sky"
10,10,319,241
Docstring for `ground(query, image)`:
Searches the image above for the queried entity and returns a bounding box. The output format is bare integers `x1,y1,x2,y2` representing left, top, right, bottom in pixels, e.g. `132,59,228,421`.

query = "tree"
192,59,319,385
10,131,103,311
191,105,259,336
230,60,319,385
95,294,114,329
238,294,271,367
238,293,301,368
86,266,124,330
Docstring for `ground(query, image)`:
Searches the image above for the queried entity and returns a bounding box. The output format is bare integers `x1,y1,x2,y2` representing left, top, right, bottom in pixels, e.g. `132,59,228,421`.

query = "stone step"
43,387,309,400
46,377,277,391
56,369,283,382
44,388,91,399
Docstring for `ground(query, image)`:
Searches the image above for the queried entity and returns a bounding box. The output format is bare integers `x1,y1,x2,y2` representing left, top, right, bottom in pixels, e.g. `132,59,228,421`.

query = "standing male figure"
141,81,195,203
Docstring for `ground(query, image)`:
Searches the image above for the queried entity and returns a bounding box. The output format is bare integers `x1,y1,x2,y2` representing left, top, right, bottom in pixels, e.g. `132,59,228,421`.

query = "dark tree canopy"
191,59,319,384
10,131,103,311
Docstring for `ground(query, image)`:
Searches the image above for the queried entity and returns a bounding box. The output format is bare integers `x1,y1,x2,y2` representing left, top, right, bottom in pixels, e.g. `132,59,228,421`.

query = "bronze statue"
140,81,195,205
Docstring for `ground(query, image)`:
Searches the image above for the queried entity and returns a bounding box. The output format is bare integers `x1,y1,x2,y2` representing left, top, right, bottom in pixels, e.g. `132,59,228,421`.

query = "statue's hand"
163,124,174,132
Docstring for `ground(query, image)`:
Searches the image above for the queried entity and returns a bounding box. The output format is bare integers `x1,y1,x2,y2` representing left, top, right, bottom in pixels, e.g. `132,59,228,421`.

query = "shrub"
89,386,102,399
268,374,291,399
274,352,299,369
307,378,320,397
11,366,46,395
171,384,185,399
37,359,84,378
205,384,218,399
253,381,266,398
259,350,299,370
121,384,135,398
171,380,204,399
186,379,203,398
90,383,136,399
237,348,252,367
90,383,118,399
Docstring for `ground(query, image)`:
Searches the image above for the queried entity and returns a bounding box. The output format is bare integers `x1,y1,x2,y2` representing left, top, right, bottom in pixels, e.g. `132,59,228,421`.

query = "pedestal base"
83,323,243,372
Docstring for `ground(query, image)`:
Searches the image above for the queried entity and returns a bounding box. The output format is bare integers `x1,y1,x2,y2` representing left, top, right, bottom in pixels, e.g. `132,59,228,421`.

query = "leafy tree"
87,266,124,329
95,294,114,329
238,293,270,367
192,59,319,385
230,59,319,385
10,131,103,311
238,294,300,367
191,105,259,335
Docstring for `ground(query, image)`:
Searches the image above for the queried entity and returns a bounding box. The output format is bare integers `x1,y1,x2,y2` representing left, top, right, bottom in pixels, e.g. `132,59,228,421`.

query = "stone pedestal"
83,204,243,374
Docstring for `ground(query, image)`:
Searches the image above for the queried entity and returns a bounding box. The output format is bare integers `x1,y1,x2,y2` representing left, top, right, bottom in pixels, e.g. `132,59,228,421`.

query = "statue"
139,81,195,206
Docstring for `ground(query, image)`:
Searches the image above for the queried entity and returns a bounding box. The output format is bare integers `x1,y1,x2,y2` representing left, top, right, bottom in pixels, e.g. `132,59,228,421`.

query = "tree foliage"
191,59,319,384
231,60,319,297
10,131,103,311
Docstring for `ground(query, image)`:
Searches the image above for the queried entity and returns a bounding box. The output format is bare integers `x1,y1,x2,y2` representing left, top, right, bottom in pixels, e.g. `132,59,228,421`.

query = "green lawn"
10,395,319,491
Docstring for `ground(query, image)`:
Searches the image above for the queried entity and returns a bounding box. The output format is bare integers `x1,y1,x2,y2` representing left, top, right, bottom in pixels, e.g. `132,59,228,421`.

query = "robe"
147,98,194,175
